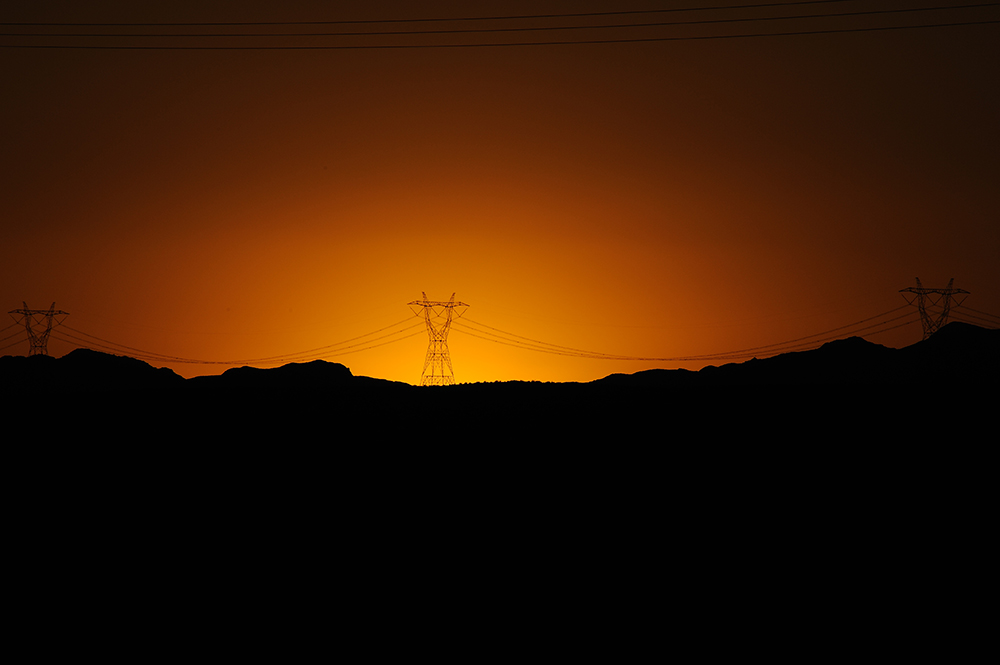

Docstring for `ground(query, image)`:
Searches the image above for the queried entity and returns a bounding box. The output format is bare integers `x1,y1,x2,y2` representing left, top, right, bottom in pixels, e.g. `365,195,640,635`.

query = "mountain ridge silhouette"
2,321,996,393
2,321,995,441
4,320,995,518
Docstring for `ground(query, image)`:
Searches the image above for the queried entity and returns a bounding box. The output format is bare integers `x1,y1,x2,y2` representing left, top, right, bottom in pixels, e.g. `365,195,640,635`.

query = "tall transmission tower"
8,302,69,356
900,278,969,340
408,292,469,386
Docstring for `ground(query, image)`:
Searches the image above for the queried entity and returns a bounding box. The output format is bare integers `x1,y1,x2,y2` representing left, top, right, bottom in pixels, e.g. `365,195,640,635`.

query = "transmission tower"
900,278,969,340
408,292,469,385
8,302,69,356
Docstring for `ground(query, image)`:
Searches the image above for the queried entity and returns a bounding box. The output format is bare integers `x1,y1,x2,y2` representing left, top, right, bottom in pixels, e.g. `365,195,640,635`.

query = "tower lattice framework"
8,302,69,356
900,278,969,340
408,292,469,386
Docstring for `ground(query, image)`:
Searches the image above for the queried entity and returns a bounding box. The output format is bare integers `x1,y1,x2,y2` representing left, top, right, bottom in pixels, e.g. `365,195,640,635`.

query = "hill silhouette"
593,321,999,387
2,321,996,437
6,322,994,576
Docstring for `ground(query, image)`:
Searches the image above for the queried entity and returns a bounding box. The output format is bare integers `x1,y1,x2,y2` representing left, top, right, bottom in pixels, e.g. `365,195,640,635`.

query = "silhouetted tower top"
408,293,470,309
8,302,69,356
900,278,968,340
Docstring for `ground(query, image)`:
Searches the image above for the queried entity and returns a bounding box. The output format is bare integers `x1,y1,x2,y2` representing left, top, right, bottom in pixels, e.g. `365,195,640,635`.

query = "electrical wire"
0,2,858,27
457,319,889,361
14,301,994,368
308,328,426,360
695,313,922,359
57,317,424,365
675,307,916,358
51,325,428,366
59,317,411,359
0,328,26,343
227,319,425,364
6,5,996,39
950,312,1000,328
0,337,27,353
2,17,996,49
458,317,639,358
48,330,160,361
452,306,920,362
959,305,1000,324
57,326,212,363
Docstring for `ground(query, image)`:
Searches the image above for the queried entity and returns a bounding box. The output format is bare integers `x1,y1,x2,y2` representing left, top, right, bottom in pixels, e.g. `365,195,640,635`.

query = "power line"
2,19,996,50
310,328,426,359
15,300,994,372
190,317,424,365
0,334,27,352
56,325,210,363
51,325,428,366
960,305,1000,324
452,305,918,362
680,306,916,358
0,331,26,345
6,5,996,39
471,307,908,358
950,312,1000,328
0,2,857,27
453,314,922,361
58,317,423,365
459,317,631,358
695,312,921,359
245,320,425,364
0,326,24,342
475,305,912,357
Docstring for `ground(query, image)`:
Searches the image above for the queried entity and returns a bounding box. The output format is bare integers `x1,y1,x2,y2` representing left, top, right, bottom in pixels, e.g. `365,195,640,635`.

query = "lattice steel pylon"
8,302,69,356
900,278,969,340
408,292,469,385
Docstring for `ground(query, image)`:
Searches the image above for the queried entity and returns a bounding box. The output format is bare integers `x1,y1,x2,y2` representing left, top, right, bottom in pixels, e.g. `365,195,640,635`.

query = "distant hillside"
0,347,185,392
592,321,999,387
2,321,996,394
1,322,995,437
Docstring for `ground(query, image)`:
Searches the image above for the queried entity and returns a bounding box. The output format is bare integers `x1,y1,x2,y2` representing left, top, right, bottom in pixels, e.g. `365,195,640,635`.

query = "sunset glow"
3,1,998,384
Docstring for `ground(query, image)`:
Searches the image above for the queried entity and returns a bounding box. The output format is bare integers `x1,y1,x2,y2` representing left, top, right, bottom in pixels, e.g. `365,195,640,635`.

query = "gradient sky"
2,1,998,384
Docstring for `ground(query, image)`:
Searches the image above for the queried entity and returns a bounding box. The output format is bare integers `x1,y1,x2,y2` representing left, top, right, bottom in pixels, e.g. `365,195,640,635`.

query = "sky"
2,1,998,384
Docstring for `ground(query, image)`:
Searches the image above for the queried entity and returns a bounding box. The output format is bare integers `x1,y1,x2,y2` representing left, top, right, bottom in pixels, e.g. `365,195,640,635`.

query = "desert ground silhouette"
3,321,995,439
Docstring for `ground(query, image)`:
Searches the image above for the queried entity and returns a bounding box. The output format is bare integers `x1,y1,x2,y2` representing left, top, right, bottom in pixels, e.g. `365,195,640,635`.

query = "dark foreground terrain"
5,323,994,655
2,321,996,439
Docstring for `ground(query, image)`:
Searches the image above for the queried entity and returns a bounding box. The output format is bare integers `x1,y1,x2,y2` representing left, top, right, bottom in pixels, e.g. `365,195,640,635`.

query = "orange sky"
3,1,998,384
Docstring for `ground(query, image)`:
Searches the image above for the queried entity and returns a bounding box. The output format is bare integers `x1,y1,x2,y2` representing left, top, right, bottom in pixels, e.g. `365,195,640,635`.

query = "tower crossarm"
407,299,470,308
8,307,70,317
898,287,969,296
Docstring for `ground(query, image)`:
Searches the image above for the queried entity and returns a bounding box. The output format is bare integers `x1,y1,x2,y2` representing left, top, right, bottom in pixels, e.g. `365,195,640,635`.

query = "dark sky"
2,1,998,383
